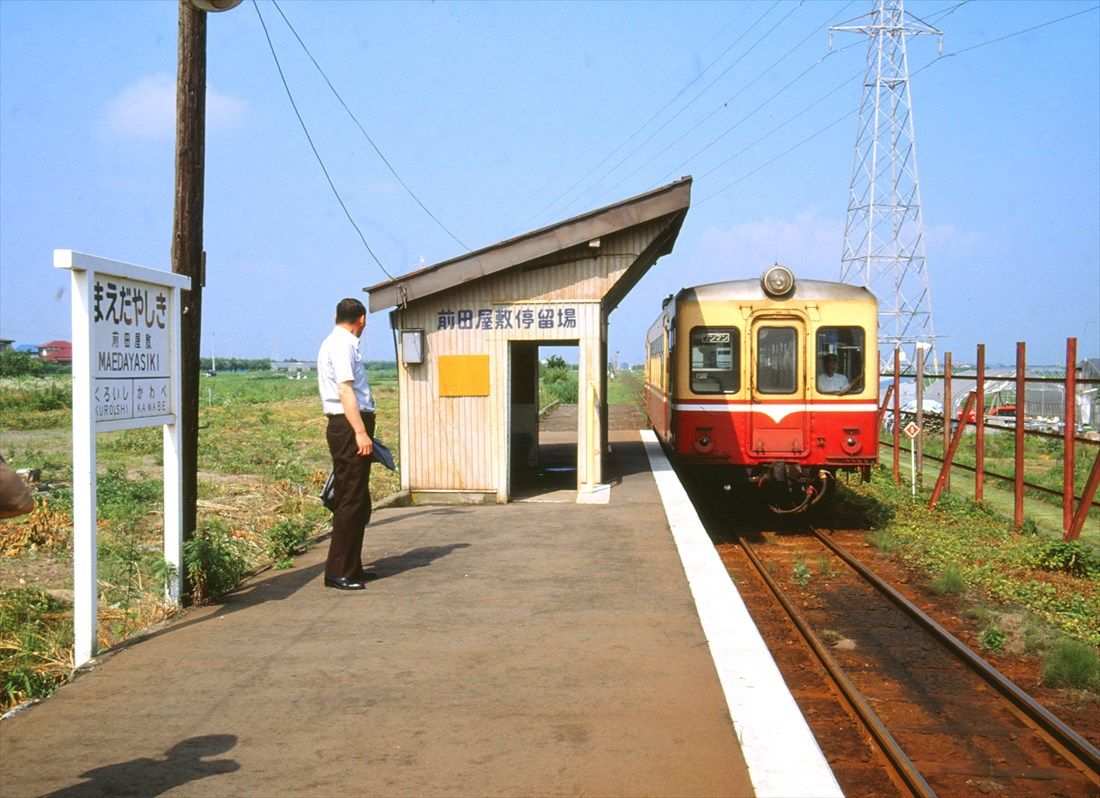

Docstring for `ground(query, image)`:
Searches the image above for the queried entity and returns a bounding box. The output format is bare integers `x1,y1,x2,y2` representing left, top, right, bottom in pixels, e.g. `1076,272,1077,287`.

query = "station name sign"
436,304,579,332
92,276,172,422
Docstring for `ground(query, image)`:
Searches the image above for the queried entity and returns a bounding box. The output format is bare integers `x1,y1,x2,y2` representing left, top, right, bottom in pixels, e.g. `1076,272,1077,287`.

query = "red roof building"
39,339,72,363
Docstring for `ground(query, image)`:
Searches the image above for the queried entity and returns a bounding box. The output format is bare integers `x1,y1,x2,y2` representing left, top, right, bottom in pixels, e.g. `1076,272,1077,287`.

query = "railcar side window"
756,327,798,394
690,328,740,393
815,327,865,394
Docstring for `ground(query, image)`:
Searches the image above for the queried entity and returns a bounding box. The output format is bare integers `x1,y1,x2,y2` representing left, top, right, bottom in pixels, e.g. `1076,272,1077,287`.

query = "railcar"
645,264,878,513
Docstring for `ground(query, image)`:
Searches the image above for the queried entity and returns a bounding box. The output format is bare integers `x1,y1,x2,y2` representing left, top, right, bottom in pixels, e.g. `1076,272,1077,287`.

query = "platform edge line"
640,429,844,798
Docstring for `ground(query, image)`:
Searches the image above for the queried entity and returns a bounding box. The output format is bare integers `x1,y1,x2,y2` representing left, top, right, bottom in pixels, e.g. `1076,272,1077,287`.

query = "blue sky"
1,0,1097,367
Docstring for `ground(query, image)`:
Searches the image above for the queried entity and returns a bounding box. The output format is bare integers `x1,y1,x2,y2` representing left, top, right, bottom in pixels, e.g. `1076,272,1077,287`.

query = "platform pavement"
0,430,768,797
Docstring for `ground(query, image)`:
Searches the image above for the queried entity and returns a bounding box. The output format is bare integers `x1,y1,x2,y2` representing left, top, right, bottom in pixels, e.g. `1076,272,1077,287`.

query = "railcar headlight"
761,264,795,297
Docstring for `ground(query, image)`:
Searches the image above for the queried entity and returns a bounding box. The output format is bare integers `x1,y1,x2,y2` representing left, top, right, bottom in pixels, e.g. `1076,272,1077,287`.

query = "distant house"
14,344,41,355
0,338,13,351
270,360,315,378
39,340,73,363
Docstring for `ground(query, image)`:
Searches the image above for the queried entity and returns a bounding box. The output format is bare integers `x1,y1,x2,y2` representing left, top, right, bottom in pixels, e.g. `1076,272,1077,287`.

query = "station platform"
1,421,838,797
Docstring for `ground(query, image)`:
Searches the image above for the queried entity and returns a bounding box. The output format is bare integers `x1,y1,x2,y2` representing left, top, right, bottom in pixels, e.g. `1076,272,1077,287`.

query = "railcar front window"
756,327,797,394
690,328,740,393
815,326,865,394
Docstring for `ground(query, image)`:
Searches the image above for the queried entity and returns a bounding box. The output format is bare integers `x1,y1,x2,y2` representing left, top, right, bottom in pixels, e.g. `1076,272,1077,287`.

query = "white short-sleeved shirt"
317,326,375,415
817,371,850,393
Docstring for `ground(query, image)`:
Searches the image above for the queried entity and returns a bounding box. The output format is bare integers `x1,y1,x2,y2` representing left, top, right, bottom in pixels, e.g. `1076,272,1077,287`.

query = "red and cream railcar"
645,265,878,512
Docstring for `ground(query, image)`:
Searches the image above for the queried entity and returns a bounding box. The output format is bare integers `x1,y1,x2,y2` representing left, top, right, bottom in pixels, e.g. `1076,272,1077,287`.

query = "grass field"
0,370,400,710
1,369,1096,709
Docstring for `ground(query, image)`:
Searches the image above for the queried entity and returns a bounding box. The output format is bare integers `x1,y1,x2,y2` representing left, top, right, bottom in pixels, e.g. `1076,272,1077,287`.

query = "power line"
695,1,1099,208
696,108,858,206
561,0,806,216
520,1,784,229
694,69,861,182
913,3,1099,76
269,0,469,252
252,0,395,280
589,4,861,207
511,1,756,225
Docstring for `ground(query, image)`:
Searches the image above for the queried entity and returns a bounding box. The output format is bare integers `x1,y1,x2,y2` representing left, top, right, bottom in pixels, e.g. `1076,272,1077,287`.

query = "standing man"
317,298,378,590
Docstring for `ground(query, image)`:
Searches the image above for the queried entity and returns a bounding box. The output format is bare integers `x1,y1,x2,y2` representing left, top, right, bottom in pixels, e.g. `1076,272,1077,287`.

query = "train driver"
817,353,849,393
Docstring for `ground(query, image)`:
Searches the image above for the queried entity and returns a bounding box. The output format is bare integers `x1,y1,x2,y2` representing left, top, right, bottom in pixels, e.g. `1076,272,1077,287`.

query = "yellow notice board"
438,354,490,397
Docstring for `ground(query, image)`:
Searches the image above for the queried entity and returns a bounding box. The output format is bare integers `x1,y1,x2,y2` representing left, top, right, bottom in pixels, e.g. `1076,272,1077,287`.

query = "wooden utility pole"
171,0,207,565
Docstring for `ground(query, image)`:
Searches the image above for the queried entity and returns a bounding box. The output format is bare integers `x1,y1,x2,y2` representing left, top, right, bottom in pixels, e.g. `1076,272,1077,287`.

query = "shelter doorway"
509,341,580,501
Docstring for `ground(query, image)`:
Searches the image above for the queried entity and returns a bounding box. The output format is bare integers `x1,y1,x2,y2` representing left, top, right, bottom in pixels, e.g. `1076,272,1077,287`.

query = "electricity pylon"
832,0,941,370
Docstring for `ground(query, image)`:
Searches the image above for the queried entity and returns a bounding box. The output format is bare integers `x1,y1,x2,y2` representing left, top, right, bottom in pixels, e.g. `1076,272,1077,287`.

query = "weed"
183,517,249,604
0,588,73,710
865,528,900,553
1032,541,1099,578
819,629,843,645
932,566,966,596
1041,641,1100,690
793,560,811,587
815,555,835,578
265,518,313,569
1019,516,1040,536
978,625,1007,654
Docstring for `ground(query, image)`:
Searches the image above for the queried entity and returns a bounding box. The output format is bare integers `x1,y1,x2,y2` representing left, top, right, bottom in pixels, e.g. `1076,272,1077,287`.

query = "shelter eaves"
365,177,692,312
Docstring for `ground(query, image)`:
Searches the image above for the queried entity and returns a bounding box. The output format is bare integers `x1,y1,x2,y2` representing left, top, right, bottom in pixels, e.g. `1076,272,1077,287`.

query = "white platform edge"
641,430,844,798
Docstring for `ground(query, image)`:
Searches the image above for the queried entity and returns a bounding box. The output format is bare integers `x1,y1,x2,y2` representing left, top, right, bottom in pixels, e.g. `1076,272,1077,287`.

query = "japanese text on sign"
92,276,172,422
436,305,578,332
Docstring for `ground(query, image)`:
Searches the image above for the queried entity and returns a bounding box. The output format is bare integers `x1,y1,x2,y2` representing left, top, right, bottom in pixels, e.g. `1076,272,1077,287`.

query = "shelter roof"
365,178,692,313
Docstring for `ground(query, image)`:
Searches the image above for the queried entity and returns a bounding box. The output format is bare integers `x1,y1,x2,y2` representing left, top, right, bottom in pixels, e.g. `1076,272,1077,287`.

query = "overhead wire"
911,2,1099,78
520,1,785,229
696,109,858,207
269,0,469,252
562,0,807,215
692,68,862,182
695,1,1099,208
589,3,861,206
513,1,755,222
252,0,395,280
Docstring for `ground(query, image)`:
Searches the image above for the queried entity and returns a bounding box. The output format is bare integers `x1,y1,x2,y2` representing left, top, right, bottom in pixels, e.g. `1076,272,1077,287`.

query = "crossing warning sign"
904,421,921,439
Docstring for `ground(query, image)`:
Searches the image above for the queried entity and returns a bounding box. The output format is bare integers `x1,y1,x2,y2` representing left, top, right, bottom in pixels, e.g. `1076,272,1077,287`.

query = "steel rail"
812,528,1100,780
736,537,936,798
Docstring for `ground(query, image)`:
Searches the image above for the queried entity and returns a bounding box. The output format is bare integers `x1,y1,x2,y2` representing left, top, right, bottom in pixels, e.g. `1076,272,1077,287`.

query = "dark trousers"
325,411,375,579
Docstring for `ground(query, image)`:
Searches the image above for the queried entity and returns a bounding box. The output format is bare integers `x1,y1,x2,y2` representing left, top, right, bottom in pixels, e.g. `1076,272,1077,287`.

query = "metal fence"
879,338,1100,542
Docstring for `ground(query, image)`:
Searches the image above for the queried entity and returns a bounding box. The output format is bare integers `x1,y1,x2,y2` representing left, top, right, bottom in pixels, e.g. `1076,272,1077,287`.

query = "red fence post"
893,348,901,484
976,344,985,503
1015,342,1026,527
877,383,896,429
1064,337,1077,533
943,351,952,494
1067,450,1100,542
930,391,977,510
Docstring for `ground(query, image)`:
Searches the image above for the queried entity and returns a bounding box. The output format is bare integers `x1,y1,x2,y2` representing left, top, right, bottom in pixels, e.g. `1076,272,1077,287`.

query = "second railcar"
645,265,879,512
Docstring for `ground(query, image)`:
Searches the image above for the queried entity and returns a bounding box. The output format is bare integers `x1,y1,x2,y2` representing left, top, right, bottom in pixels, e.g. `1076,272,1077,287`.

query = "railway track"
707,515,1100,797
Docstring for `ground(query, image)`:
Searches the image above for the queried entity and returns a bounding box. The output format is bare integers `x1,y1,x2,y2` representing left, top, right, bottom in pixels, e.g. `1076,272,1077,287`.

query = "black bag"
320,470,337,512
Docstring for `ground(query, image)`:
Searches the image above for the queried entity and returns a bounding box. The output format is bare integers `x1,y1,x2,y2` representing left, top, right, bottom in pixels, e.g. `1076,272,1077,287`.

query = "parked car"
957,403,1015,423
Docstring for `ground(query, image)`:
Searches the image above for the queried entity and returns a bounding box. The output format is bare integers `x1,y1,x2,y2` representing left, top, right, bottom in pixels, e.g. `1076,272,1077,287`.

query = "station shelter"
365,177,691,504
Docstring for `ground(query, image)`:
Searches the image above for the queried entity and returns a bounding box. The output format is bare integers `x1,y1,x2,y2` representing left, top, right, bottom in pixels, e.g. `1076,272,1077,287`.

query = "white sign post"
904,421,921,496
55,250,190,667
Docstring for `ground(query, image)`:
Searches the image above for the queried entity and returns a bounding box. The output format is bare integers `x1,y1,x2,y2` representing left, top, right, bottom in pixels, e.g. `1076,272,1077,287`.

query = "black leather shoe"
324,576,366,590
355,570,380,582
